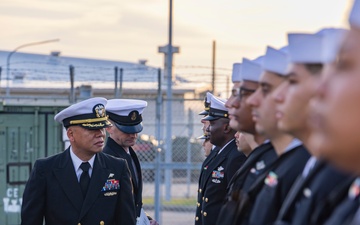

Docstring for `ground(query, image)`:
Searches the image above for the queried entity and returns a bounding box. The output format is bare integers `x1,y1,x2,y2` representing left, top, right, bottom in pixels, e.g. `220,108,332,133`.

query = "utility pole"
157,0,180,203
211,40,216,94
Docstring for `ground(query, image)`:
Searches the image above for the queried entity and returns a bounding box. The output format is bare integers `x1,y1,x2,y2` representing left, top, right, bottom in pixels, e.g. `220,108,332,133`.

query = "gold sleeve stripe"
70,116,109,125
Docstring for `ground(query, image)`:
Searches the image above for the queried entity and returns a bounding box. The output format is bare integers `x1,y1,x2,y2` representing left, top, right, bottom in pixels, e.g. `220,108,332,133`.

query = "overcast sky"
0,0,352,70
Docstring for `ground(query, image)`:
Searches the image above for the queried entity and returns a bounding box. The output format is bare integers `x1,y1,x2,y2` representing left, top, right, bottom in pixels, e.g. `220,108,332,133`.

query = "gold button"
195,217,199,221
199,189,202,193
197,202,200,207
201,210,203,214
205,198,208,202
78,223,81,225
100,221,105,225
202,197,204,200
204,212,207,217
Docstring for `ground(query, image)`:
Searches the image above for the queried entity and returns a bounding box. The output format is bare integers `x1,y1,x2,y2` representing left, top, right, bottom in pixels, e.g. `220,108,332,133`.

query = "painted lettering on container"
3,188,22,213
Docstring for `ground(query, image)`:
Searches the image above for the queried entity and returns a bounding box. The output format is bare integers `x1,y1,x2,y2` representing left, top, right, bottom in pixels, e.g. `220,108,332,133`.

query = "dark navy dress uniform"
104,98,152,221
320,177,360,225
246,142,310,225
216,142,277,225
21,148,136,225
239,142,277,193
195,139,246,225
307,175,355,224
274,157,352,225
103,137,143,217
21,97,136,225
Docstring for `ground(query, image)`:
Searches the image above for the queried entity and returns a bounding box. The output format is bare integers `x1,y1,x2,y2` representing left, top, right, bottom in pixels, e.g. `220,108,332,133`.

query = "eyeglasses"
231,87,256,99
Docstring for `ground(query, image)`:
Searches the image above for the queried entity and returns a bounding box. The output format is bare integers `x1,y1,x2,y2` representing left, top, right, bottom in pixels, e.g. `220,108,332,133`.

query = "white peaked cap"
206,92,213,104
202,95,228,121
288,32,323,63
262,46,290,76
232,63,242,83
241,56,263,82
211,95,227,111
106,99,147,116
106,99,147,134
199,92,213,115
316,28,348,63
54,97,111,129
349,0,360,28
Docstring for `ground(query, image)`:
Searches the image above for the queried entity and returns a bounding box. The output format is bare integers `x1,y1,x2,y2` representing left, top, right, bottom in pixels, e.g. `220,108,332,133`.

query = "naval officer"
21,97,136,225
195,94,246,225
104,99,158,225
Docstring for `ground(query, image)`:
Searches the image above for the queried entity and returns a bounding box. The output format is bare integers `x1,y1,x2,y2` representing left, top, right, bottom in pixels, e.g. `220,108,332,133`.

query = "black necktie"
130,157,139,187
207,147,219,165
80,162,91,198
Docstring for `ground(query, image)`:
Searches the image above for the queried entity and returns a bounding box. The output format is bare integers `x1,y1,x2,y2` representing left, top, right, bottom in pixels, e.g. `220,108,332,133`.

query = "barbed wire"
0,61,231,85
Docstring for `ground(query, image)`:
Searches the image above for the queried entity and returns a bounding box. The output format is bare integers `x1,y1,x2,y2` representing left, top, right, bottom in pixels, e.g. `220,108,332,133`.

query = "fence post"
186,109,194,198
154,68,162,223
114,66,118,98
69,65,75,103
119,68,123,98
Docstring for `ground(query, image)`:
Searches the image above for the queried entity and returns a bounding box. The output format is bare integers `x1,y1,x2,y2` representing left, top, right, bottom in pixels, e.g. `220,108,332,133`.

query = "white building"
0,50,211,138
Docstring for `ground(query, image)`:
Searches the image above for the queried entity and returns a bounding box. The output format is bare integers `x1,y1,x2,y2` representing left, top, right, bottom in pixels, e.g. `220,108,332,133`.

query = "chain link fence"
137,97,205,225
0,52,232,224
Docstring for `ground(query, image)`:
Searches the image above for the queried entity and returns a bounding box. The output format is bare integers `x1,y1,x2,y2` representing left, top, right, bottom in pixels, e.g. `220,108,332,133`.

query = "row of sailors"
195,0,360,225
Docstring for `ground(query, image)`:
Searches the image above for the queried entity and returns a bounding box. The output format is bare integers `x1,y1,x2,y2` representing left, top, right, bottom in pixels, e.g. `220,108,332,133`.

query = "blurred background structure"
1,1,351,223
0,49,231,225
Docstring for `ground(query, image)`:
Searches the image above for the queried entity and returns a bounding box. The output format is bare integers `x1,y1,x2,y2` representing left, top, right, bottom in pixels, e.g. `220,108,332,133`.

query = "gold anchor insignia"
131,112,137,121
94,105,106,118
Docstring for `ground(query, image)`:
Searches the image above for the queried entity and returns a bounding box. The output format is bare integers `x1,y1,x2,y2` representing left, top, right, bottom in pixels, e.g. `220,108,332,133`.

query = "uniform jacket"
322,177,360,225
236,142,278,193
309,175,355,224
247,145,310,225
103,137,143,217
216,142,277,225
195,139,247,225
274,159,351,225
21,148,136,225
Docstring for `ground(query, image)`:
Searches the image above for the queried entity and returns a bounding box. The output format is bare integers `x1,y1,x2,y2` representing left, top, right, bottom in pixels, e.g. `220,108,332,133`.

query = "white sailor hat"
288,29,347,64
241,56,263,82
232,63,242,83
199,92,213,115
317,28,348,63
288,32,323,63
349,0,360,28
203,95,228,121
262,46,290,76
54,97,111,130
106,99,147,134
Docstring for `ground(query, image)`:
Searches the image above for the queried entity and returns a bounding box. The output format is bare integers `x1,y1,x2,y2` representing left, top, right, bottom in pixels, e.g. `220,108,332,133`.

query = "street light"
5,38,60,97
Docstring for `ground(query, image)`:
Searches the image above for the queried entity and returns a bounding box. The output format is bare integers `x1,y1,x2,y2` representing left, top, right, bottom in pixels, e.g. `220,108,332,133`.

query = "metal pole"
226,76,230,98
119,68,123,98
114,66,118,98
212,40,216,94
69,65,75,103
165,0,173,201
155,68,162,224
186,109,193,198
0,67,2,95
5,39,60,97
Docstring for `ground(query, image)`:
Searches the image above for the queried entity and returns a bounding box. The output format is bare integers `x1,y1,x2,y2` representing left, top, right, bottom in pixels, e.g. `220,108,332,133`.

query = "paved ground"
143,183,198,198
142,181,201,224
146,210,195,225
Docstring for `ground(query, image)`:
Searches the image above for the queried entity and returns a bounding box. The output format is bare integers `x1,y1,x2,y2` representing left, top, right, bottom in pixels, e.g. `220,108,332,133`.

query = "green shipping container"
0,101,67,225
